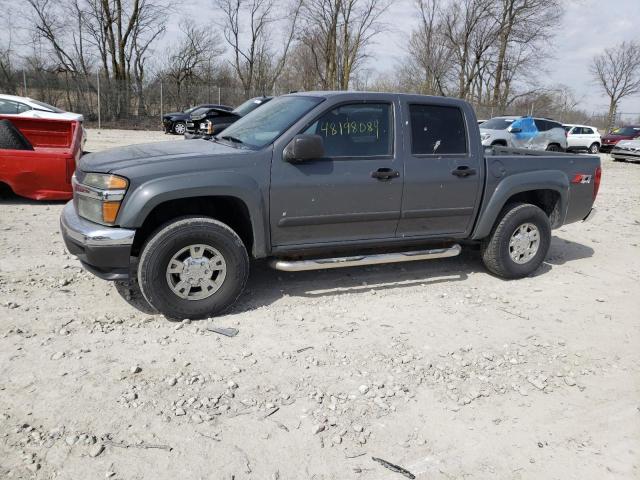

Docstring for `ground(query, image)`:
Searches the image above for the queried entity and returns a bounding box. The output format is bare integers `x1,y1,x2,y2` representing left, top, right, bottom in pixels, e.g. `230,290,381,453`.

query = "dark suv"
162,104,232,135
185,96,272,138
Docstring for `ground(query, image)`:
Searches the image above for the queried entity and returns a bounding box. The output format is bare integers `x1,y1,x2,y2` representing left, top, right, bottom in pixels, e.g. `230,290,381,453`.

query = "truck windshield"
216,96,323,149
481,118,515,130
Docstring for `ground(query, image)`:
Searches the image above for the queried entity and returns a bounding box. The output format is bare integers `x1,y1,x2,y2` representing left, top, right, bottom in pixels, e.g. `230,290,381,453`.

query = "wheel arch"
471,170,568,240
120,173,269,258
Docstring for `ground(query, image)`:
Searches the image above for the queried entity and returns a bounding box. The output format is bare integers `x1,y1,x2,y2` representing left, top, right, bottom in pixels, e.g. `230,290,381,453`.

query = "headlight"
74,173,128,225
481,133,491,141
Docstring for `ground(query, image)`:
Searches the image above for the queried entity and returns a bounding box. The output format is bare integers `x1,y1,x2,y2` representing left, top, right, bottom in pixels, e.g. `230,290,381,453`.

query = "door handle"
371,168,400,180
451,166,476,177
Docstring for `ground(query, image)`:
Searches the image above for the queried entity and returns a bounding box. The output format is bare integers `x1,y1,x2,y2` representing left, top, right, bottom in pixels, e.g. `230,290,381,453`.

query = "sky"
3,0,640,116
183,0,640,116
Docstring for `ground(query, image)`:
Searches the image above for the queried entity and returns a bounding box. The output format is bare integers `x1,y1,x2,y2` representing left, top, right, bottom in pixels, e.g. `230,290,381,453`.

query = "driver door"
269,99,403,247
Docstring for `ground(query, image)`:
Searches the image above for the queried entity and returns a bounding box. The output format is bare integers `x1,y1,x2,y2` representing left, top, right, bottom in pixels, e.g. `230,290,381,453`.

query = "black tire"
172,122,186,135
137,217,249,320
0,120,34,150
546,143,561,152
491,141,507,147
589,143,600,154
481,203,551,279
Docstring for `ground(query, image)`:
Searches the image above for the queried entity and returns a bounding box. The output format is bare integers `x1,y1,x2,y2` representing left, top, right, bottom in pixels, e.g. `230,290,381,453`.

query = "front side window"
302,103,393,157
410,104,467,155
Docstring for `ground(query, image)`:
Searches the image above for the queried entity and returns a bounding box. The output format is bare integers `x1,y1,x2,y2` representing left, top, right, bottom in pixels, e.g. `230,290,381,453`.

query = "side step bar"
270,245,461,272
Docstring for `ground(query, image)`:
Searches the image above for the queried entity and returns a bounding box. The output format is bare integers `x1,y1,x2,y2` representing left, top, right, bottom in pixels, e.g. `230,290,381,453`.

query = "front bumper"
611,150,640,161
60,202,135,280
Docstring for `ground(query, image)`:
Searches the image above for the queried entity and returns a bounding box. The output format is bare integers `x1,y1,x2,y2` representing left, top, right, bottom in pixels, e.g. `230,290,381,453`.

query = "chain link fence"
14,73,283,130
11,72,639,132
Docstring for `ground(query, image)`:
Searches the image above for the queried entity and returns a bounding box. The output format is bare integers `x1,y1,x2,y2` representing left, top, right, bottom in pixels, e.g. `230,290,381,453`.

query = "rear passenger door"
397,102,482,238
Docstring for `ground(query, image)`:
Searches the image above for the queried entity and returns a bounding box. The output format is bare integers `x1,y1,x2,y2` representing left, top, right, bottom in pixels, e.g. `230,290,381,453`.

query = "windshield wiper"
218,135,244,144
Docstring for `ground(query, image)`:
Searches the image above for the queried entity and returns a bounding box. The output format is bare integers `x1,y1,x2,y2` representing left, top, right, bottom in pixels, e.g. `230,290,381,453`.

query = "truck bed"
472,146,601,239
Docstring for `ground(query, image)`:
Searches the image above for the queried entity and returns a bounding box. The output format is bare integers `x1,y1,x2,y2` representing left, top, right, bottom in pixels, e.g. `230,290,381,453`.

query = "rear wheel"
589,143,600,154
138,217,249,320
481,203,551,279
546,143,561,152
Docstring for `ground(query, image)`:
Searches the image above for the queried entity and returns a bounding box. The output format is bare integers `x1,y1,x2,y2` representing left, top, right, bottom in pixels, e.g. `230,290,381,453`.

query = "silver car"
611,139,640,162
480,116,568,151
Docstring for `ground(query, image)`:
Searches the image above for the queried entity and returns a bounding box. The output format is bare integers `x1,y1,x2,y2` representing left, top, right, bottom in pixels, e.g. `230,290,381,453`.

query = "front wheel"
589,143,600,154
481,203,551,279
173,122,186,135
138,217,249,320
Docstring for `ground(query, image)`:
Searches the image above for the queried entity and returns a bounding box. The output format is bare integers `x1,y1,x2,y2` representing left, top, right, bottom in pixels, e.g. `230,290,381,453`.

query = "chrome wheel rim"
508,223,540,264
174,123,186,134
590,144,599,153
165,244,226,300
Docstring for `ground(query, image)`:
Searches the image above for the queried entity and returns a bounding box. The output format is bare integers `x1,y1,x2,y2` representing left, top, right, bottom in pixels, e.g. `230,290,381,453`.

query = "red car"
600,125,640,152
0,116,82,200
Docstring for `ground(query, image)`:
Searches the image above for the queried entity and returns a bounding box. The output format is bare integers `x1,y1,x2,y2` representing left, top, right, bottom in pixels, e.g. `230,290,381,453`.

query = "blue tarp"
510,116,538,141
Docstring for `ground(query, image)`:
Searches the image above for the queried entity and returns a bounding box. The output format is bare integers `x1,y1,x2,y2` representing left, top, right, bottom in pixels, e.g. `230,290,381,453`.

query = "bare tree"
0,30,17,94
215,0,302,96
591,40,640,130
491,0,561,107
441,0,498,100
406,0,452,96
301,0,389,90
164,23,223,108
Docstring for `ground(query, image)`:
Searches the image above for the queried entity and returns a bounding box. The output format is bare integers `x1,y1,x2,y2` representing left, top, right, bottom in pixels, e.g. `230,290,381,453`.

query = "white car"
563,124,601,154
0,94,84,122
480,116,567,151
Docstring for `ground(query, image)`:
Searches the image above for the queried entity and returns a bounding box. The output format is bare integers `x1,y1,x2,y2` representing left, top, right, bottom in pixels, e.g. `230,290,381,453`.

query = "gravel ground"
1,129,639,480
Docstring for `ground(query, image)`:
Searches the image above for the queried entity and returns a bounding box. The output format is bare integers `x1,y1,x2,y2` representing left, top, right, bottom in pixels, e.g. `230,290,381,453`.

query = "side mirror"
509,127,522,134
283,134,325,163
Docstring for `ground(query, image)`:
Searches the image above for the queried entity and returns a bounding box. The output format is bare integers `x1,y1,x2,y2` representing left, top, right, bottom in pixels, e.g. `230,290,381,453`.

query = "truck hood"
79,139,240,173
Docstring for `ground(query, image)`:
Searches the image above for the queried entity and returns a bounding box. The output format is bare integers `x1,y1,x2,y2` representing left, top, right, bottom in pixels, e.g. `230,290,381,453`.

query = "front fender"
117,171,268,257
471,169,569,240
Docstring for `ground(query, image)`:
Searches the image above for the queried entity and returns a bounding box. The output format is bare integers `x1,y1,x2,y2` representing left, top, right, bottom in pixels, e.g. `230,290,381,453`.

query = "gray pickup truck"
60,92,601,319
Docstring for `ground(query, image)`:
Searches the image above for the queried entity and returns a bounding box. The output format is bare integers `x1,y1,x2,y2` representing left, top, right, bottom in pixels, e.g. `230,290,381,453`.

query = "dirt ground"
1,129,639,480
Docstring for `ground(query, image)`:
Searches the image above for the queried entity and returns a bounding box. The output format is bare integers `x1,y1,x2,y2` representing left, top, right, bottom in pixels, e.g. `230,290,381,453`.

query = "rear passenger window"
409,104,467,155
303,103,392,157
534,119,549,131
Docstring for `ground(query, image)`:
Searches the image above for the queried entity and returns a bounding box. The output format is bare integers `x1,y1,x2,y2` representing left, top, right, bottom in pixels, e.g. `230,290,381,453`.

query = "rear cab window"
409,104,467,155
303,103,393,158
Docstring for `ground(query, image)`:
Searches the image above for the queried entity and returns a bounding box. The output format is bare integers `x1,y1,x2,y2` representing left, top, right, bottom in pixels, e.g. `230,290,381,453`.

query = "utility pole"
96,70,101,129
22,71,27,96
160,81,164,120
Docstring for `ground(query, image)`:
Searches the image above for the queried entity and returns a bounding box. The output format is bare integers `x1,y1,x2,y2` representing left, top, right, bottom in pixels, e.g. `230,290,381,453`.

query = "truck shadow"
231,235,595,313
545,236,595,266
232,252,478,314
111,235,595,317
